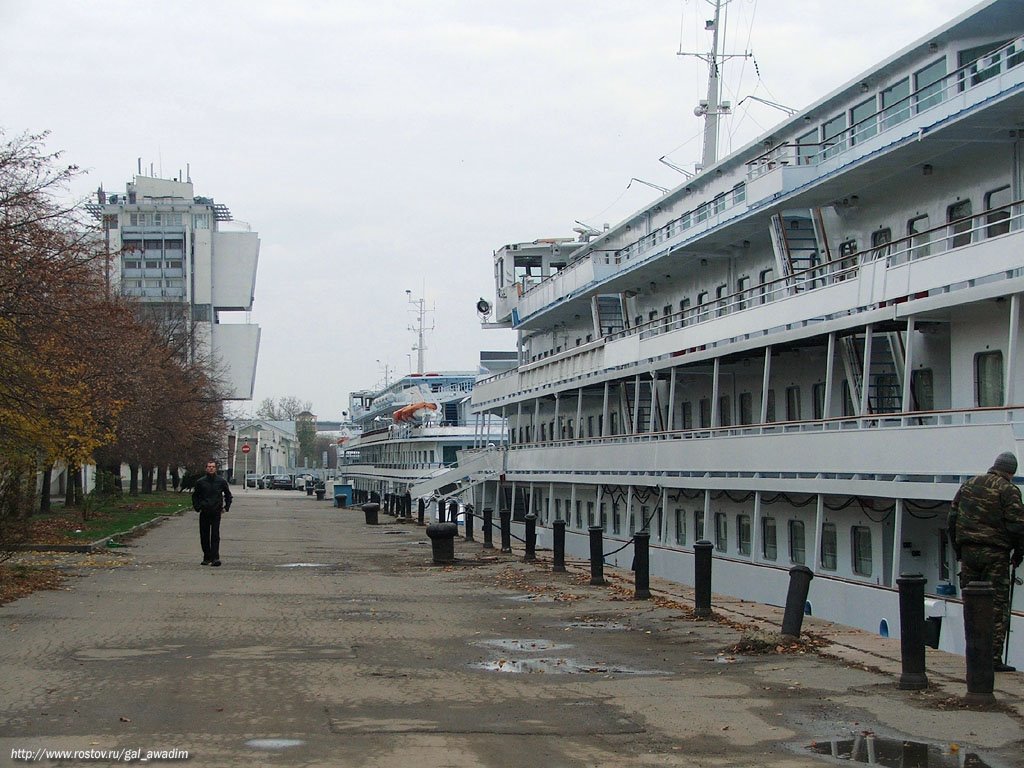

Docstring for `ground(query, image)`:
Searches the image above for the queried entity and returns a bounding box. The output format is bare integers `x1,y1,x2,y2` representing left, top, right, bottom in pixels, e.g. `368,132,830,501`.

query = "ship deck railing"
505,35,1024,315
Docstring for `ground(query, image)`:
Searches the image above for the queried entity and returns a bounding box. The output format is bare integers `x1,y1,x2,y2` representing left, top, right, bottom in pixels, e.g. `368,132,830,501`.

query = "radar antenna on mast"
405,288,434,374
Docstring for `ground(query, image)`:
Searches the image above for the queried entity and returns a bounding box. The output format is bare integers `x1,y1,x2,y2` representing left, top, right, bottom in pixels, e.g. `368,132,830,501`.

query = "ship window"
758,268,774,303
674,508,686,545
694,510,705,541
821,113,847,159
712,193,726,215
852,526,873,576
785,385,801,421
842,379,856,417
907,214,930,260
575,501,583,529
959,41,1009,89
736,275,751,309
587,415,594,437
663,304,673,330
719,395,731,427
679,297,691,327
655,506,663,541
630,507,640,535
766,389,776,423
739,392,753,425
610,412,618,434
586,501,594,527
985,186,1011,237
911,368,934,411
812,382,826,420
870,228,892,260
789,520,806,564
732,182,746,205
696,291,710,321
554,498,561,521
599,502,607,528
611,502,621,534
715,283,728,315
714,513,727,551
762,517,777,560
914,57,947,112
975,350,1004,407
696,202,710,223
820,523,838,570
796,128,818,165
699,398,711,428
737,514,751,555
681,401,693,430
880,77,911,129
947,199,973,248
648,310,658,324
850,97,877,144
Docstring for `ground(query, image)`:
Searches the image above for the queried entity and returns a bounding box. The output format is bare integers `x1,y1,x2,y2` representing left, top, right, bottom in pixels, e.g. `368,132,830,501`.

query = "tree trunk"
171,467,180,492
156,465,167,492
65,464,77,507
141,465,153,494
39,466,52,514
129,464,140,495
72,467,83,511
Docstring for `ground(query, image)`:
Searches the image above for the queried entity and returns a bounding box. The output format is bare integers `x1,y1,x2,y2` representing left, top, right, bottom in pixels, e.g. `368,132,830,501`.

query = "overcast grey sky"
1,0,980,418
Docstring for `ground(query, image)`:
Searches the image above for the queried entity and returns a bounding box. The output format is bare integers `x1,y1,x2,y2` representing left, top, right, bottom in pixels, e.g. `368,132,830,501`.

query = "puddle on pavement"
563,620,629,631
474,638,572,652
382,530,408,535
245,739,305,750
808,734,991,767
276,563,329,568
472,657,663,675
507,593,557,603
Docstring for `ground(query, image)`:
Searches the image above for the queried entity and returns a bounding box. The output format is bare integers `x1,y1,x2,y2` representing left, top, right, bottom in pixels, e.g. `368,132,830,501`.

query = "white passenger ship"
414,0,1024,663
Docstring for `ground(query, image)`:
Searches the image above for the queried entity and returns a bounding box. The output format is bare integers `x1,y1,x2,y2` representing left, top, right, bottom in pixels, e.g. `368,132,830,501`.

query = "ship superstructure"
418,0,1024,663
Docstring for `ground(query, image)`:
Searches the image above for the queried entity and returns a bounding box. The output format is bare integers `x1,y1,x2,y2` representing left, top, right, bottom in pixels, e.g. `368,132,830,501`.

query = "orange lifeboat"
393,402,438,423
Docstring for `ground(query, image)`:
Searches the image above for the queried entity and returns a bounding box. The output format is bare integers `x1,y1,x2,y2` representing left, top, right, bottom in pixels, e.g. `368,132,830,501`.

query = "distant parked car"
270,475,294,490
257,474,274,489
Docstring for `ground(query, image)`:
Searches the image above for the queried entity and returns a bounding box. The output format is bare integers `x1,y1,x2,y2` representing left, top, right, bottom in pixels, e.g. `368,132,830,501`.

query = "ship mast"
406,289,433,374
678,0,748,169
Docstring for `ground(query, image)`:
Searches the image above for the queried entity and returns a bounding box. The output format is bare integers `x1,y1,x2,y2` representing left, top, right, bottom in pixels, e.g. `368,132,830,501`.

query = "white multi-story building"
88,174,260,399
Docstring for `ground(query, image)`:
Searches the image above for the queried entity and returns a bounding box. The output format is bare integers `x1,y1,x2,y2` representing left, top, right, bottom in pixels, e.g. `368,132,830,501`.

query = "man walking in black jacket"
191,460,232,566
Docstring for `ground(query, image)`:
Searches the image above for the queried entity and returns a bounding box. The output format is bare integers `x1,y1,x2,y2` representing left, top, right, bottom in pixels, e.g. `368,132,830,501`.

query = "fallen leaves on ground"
0,563,66,606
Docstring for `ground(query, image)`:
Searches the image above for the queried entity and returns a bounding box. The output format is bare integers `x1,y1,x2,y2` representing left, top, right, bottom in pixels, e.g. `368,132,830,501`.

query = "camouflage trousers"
958,546,1013,661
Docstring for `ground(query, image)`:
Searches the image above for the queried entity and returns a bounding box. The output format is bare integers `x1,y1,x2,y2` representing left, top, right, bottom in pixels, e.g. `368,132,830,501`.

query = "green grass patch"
28,492,191,545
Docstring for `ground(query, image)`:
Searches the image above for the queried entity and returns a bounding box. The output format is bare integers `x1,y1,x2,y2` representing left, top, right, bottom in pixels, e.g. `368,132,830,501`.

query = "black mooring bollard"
552,519,566,572
361,502,379,526
523,513,537,562
897,573,929,690
633,531,651,599
417,497,426,526
426,522,458,564
694,540,713,618
780,565,814,637
482,507,494,549
448,499,459,525
464,504,475,541
962,580,996,704
588,525,606,585
499,510,512,553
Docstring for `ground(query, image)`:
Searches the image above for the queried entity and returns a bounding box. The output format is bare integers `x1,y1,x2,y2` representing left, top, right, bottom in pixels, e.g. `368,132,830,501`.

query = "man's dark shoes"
201,560,212,566
211,560,222,567
993,661,1016,672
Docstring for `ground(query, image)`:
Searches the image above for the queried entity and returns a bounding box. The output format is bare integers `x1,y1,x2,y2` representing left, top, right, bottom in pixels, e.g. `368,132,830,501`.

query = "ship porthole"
879,619,890,638
804,601,812,616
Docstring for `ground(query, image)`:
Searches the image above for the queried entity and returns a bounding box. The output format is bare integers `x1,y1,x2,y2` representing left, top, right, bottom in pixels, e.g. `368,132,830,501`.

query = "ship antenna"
406,287,434,374
677,0,750,167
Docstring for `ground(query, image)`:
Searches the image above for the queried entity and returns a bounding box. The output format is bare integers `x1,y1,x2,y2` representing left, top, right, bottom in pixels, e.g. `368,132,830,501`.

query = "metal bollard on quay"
482,508,494,549
633,531,651,599
552,519,566,572
693,540,713,618
780,565,814,637
523,514,537,562
361,502,379,526
426,522,458,565
464,504,475,541
499,510,512,553
417,497,426,526
962,580,996,704
588,526,606,586
896,573,928,690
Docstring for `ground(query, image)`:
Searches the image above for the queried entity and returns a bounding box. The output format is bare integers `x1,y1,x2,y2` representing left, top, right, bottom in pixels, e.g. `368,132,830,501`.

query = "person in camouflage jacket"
948,451,1024,671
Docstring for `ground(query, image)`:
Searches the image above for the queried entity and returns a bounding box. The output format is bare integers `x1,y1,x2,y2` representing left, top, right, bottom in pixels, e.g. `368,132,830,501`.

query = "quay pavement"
1,491,1022,767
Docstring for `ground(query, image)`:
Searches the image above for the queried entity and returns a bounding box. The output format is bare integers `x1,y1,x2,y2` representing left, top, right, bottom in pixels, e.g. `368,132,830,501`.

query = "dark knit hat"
992,451,1018,475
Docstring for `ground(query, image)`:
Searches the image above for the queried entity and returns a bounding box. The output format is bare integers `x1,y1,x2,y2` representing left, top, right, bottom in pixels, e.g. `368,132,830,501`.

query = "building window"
820,523,838,570
737,514,751,555
850,96,877,144
975,350,1004,407
674,508,686,545
947,200,973,248
714,513,727,551
789,520,806,564
785,385,801,421
985,186,1011,238
852,526,873,576
907,214,930,260
762,517,777,560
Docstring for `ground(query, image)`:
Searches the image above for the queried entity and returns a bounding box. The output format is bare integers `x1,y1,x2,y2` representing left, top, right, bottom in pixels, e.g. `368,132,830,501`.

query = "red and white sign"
241,444,251,454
